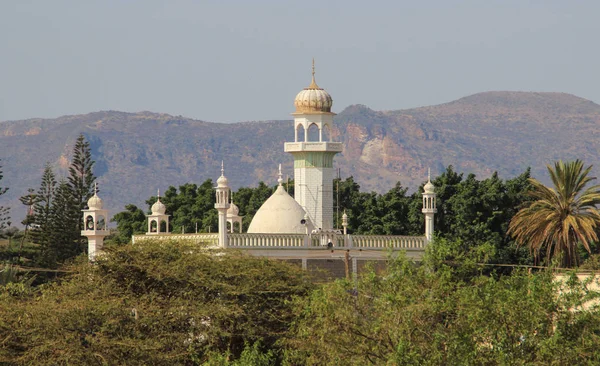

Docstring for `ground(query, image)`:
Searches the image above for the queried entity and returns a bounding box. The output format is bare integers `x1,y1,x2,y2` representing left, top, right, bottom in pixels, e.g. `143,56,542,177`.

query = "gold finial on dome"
294,59,333,113
306,58,321,90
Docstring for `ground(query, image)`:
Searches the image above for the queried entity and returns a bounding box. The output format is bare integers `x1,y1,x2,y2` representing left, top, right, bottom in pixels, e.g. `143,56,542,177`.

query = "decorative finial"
157,188,160,199
428,167,431,182
308,58,319,89
277,164,283,186
94,182,98,195
221,160,224,176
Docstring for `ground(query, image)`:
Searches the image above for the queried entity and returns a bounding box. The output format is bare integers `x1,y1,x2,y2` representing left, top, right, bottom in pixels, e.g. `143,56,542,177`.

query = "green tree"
17,189,38,263
508,160,600,267
48,180,81,265
110,204,146,244
68,134,96,251
284,251,600,365
0,240,313,364
0,160,9,231
30,163,56,262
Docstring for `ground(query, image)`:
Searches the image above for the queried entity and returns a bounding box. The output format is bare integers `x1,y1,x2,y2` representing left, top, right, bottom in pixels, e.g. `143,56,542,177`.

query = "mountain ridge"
1,91,599,219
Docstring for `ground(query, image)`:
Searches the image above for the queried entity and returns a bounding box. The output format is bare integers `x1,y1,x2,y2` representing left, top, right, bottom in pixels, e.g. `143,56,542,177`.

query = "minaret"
422,169,437,242
147,189,170,234
81,183,109,261
215,161,231,248
284,60,342,231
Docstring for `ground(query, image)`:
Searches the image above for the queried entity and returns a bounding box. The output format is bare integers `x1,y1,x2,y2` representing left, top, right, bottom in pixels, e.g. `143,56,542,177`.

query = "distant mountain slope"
1,91,600,219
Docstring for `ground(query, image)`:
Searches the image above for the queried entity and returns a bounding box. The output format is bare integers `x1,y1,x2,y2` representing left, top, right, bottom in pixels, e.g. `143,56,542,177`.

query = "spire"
307,58,320,89
277,164,283,186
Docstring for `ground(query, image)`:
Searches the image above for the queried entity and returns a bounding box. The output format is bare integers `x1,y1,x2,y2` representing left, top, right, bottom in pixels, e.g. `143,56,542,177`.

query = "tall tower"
422,169,437,242
215,161,231,248
284,60,342,231
81,183,109,261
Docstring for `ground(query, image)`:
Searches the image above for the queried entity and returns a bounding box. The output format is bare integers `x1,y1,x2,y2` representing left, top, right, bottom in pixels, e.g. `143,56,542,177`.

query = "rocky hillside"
1,91,600,218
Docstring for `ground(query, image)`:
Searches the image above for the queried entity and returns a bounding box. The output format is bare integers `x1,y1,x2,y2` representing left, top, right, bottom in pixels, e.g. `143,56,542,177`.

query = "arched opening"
322,124,331,142
233,221,241,233
296,123,305,142
150,220,158,232
96,215,106,230
227,221,232,233
160,220,167,233
85,215,95,231
307,123,319,142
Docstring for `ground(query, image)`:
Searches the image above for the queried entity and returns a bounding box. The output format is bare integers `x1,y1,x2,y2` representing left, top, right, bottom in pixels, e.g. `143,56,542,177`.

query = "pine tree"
18,188,38,263
31,163,57,265
68,134,96,254
49,179,81,265
0,159,10,231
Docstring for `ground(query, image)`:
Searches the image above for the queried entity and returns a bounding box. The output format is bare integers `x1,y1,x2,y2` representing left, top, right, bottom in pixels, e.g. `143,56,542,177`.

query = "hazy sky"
1,0,599,123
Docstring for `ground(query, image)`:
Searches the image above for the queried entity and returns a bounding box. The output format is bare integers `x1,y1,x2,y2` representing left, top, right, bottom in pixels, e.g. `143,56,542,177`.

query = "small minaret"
81,183,109,261
342,210,348,235
215,161,231,248
147,189,170,234
422,169,437,242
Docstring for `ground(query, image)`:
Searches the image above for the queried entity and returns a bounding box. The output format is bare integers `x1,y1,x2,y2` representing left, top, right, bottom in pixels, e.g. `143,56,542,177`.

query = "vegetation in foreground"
0,240,599,365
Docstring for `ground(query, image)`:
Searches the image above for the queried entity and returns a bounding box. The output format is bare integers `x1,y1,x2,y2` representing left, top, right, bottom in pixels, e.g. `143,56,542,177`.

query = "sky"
1,0,599,123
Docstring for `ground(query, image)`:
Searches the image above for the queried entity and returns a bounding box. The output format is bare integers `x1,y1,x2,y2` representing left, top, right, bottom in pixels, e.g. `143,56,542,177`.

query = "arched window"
85,215,95,231
150,220,158,232
322,124,331,142
296,123,305,142
96,215,106,230
307,123,319,142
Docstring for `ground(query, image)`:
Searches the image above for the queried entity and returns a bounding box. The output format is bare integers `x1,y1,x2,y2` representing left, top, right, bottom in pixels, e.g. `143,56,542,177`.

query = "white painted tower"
215,161,231,248
81,183,109,261
422,170,437,242
284,61,342,231
147,189,170,234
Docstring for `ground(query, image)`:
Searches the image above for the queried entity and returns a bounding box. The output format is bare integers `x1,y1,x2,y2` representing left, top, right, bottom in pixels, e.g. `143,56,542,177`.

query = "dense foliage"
0,240,313,365
1,239,599,365
284,248,600,365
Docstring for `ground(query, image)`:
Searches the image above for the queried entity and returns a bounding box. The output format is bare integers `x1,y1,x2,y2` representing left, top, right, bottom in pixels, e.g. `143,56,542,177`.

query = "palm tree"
508,160,600,267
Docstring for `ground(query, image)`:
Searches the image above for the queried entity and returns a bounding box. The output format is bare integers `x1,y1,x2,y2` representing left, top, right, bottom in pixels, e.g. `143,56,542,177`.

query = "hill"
1,91,600,218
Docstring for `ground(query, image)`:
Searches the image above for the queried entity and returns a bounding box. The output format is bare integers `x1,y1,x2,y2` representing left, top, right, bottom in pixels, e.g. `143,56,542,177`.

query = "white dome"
424,180,435,194
151,198,166,215
217,174,228,188
227,202,240,217
248,186,313,234
87,193,103,210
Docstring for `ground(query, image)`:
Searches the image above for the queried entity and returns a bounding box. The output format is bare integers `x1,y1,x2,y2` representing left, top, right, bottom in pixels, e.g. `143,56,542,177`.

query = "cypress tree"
0,159,10,231
68,134,96,254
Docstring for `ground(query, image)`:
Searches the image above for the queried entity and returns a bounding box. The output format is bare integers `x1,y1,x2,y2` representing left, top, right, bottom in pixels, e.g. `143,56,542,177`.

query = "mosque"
81,63,437,278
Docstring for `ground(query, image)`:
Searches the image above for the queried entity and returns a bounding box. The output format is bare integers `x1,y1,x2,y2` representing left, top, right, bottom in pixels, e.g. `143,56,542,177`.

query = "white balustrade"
132,233,219,246
133,233,426,250
349,235,426,249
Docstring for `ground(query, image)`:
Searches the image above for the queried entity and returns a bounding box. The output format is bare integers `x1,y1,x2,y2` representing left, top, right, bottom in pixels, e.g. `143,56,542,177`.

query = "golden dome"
293,60,333,114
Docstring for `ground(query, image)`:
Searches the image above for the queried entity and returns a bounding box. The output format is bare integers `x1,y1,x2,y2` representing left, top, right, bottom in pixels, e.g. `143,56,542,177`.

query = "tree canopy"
509,160,600,267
